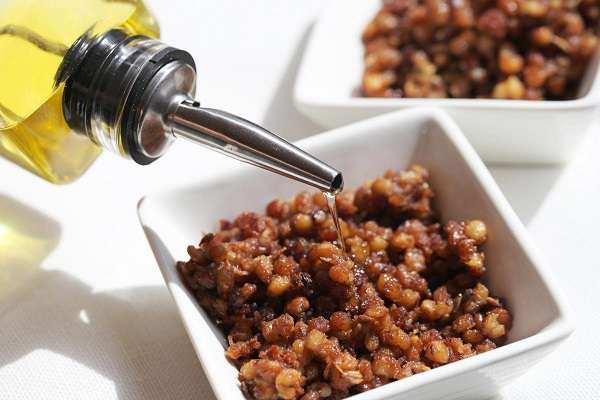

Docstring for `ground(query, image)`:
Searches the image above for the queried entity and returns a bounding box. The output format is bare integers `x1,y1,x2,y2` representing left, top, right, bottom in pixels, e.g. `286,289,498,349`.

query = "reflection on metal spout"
168,100,343,194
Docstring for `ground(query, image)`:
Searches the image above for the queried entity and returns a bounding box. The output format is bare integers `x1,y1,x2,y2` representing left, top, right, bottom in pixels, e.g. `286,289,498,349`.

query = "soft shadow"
488,165,564,225
0,269,215,400
0,195,214,399
0,194,61,314
261,24,324,142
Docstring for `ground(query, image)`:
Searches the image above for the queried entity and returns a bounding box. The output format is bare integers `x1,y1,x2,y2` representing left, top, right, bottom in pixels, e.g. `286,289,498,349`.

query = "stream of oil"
324,192,347,254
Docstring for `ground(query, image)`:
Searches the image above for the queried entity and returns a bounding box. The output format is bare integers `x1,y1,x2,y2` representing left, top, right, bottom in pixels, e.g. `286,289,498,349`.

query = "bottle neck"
58,29,196,164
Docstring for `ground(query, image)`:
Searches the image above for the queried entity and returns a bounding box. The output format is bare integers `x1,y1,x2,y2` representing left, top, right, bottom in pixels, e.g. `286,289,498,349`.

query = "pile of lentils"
178,165,512,400
361,0,600,99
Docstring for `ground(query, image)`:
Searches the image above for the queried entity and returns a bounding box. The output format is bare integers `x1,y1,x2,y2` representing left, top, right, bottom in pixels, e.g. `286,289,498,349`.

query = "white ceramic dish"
294,0,600,164
138,108,572,400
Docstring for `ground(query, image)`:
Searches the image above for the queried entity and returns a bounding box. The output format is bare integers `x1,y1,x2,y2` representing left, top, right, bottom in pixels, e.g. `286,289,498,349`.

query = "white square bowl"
294,0,600,164
138,108,572,400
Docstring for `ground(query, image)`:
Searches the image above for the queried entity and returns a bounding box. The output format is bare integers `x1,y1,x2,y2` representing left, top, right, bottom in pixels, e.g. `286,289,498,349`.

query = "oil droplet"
324,192,346,254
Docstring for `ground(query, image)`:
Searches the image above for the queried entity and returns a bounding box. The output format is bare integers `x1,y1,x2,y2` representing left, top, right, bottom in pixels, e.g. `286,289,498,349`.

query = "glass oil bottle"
0,0,159,183
0,0,343,195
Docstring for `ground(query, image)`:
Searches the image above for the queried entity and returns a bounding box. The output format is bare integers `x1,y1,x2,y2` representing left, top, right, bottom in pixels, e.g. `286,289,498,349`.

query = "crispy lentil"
361,0,600,99
178,165,512,399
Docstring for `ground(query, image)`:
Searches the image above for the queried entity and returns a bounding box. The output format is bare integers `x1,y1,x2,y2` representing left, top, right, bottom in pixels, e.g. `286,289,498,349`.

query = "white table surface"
1,1,599,399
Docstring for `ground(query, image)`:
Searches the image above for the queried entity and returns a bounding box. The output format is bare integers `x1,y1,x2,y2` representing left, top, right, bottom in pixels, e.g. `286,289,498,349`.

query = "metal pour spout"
168,99,344,194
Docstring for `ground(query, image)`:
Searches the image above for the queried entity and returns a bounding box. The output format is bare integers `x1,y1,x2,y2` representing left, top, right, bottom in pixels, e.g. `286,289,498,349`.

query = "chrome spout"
169,100,343,194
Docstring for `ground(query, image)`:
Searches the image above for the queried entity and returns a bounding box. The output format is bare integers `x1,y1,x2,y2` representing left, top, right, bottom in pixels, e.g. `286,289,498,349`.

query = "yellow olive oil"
324,192,346,253
0,0,160,183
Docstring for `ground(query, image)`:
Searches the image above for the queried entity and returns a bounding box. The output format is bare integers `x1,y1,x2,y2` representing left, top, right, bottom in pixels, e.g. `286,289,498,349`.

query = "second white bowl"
294,0,600,164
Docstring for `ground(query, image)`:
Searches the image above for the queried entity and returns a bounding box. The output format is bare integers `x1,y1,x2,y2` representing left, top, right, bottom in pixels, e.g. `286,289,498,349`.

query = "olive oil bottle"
0,0,343,193
0,0,159,183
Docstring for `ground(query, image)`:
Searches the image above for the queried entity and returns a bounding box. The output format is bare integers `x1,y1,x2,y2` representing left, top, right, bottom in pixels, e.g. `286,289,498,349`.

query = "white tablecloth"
1,1,599,398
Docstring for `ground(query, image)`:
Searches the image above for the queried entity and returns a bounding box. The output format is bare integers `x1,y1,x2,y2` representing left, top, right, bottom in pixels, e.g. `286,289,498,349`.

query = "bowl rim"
138,108,574,400
293,0,600,112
